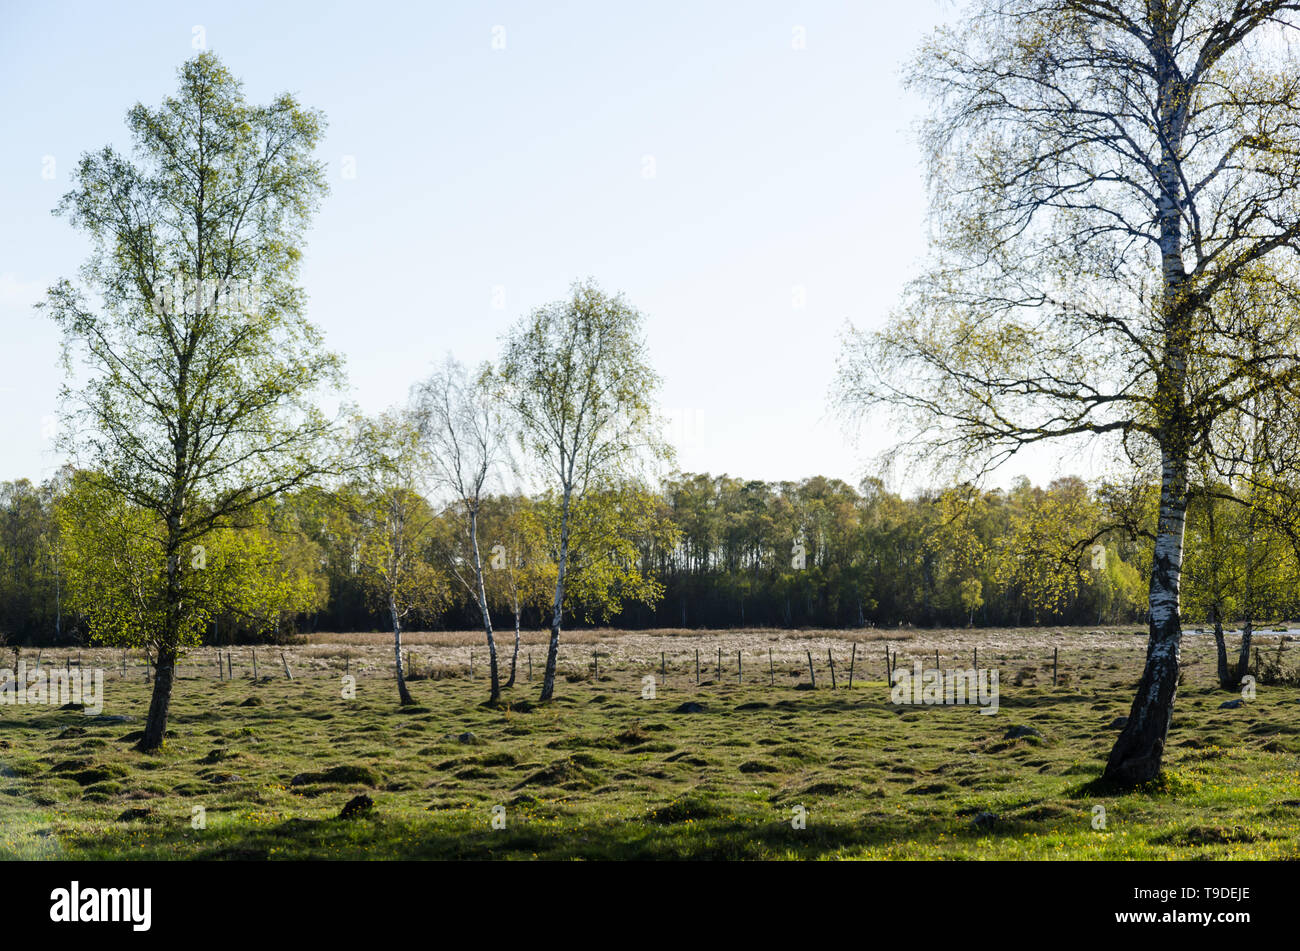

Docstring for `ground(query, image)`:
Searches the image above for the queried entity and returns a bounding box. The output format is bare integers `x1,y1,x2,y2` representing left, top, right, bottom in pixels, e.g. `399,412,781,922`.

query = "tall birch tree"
42,53,341,750
415,358,510,703
836,1,1300,784
349,411,445,706
497,280,670,701
478,494,549,688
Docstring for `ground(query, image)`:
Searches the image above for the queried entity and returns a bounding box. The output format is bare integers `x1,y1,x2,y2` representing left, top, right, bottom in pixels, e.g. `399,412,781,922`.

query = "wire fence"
5,628,1294,701
9,635,1284,694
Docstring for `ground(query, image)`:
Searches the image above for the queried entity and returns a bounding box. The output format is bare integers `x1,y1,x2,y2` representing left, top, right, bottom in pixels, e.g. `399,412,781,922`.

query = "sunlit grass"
1,634,1296,860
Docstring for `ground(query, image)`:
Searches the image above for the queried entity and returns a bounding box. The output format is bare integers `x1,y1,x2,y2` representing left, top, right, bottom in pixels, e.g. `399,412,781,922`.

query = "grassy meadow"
1,627,1298,860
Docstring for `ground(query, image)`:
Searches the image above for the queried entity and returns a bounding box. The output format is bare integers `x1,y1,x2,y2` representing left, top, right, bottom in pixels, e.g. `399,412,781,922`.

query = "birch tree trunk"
1236,503,1257,680
1212,607,1232,689
138,646,176,751
1236,620,1253,684
469,507,501,702
539,488,571,702
1104,451,1188,784
1103,39,1194,785
504,607,521,688
391,595,414,706
139,525,184,752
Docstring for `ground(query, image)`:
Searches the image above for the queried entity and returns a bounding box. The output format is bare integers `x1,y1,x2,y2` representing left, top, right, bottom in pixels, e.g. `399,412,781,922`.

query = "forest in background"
9,465,1298,645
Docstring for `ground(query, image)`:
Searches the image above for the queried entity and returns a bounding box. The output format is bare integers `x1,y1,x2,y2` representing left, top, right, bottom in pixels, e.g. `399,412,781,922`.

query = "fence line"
4,637,1285,693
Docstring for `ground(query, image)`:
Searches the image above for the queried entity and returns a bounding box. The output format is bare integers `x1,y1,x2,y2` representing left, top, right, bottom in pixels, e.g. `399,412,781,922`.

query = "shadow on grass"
56,797,1112,861
1069,770,1201,800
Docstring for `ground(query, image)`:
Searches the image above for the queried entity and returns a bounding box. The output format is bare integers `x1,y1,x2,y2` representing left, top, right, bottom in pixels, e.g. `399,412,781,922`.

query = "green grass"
2,638,1298,860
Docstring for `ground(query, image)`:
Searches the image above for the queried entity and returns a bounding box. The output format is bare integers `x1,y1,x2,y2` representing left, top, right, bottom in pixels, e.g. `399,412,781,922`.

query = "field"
1,626,1298,860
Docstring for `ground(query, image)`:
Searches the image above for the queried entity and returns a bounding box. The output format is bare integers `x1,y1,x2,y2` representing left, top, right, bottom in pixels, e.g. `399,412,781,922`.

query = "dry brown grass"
20,625,1284,692
301,624,1146,652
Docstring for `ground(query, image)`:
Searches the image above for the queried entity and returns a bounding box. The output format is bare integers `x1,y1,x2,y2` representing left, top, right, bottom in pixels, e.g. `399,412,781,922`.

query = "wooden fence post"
1053,647,1059,687
828,648,837,689
806,650,816,689
695,649,700,684
769,648,775,686
280,650,292,680
252,649,258,680
737,650,742,684
848,643,856,689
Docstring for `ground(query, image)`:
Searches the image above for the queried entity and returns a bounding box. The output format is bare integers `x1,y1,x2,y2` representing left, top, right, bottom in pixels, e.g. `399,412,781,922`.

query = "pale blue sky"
0,0,1086,491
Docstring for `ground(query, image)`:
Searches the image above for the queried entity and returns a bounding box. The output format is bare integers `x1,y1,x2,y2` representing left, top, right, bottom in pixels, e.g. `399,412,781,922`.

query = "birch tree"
414,358,510,703
1189,393,1300,687
350,412,444,706
478,494,549,687
497,280,670,701
836,1,1300,784
41,53,341,750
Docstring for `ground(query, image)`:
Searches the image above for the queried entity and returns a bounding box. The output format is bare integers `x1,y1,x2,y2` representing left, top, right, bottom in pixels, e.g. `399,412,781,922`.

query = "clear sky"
0,0,1086,492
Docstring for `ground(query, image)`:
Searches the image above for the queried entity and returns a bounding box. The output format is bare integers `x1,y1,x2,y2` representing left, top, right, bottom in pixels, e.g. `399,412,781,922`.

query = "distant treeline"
638,473,1149,630
1,470,1162,646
